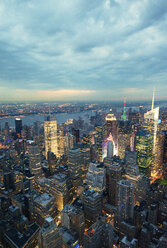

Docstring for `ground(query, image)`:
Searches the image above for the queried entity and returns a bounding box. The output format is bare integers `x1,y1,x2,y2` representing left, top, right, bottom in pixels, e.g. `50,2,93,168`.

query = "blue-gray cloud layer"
0,0,167,100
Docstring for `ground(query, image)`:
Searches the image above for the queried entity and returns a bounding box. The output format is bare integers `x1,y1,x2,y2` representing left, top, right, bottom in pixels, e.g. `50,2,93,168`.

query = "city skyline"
0,0,167,101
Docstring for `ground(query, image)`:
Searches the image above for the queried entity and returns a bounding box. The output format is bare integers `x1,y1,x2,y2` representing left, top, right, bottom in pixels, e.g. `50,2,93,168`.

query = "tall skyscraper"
15,118,22,135
105,112,118,155
95,125,104,162
67,148,82,189
61,204,85,245
85,162,106,192
108,163,122,206
136,130,153,176
144,89,159,178
82,188,102,226
44,115,58,159
117,180,135,221
29,143,42,178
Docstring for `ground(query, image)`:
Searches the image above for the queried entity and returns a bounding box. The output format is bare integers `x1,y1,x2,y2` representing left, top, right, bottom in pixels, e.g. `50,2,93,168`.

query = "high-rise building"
47,151,57,174
118,120,132,159
85,162,106,192
72,128,80,143
82,188,102,226
29,143,42,179
33,193,57,226
61,204,85,244
60,227,79,248
57,124,66,157
38,216,61,248
15,118,22,135
35,174,73,212
144,90,160,178
50,173,73,211
4,222,40,248
105,112,118,155
135,130,153,175
117,180,135,221
95,125,104,162
144,89,159,155
163,131,167,164
44,115,58,159
76,143,91,180
125,151,137,167
120,236,138,248
67,148,82,189
4,122,9,141
84,216,114,248
108,163,122,206
107,140,114,158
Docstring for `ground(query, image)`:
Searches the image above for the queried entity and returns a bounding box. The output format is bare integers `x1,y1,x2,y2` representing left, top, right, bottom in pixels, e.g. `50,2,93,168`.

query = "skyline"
0,0,167,101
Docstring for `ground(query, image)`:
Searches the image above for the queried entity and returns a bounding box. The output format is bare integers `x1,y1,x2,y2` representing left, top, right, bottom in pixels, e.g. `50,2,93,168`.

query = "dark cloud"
0,0,167,100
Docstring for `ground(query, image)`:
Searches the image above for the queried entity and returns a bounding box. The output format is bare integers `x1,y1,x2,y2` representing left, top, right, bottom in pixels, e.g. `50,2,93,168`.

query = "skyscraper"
44,115,58,159
38,216,61,248
61,204,85,244
136,130,153,175
107,140,114,158
67,148,82,189
105,112,118,155
15,118,22,135
144,89,159,178
108,163,122,206
117,180,135,221
85,162,106,192
82,188,102,226
29,143,42,179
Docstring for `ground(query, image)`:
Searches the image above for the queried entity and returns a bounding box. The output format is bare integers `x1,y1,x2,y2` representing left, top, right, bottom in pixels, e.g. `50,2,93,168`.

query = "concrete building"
82,188,102,226
85,162,106,192
44,115,58,159
38,216,61,248
33,193,57,226
61,204,85,244
117,180,135,221
67,148,82,189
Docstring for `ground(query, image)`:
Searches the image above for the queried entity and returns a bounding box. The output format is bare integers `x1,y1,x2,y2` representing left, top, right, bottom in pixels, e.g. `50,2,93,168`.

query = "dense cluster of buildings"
0,98,167,247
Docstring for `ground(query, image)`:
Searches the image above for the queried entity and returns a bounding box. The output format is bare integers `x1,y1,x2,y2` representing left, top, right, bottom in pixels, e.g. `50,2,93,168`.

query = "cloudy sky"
0,0,167,102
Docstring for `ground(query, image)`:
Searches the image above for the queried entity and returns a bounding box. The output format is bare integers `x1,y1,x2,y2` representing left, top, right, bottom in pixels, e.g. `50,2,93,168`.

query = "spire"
123,97,126,121
49,104,51,115
152,87,155,110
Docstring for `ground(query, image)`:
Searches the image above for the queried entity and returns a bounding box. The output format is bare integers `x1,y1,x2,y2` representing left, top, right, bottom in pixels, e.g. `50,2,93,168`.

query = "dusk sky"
0,0,167,101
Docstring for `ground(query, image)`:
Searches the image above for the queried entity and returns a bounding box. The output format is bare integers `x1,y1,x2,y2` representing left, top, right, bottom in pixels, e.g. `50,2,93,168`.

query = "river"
0,110,96,128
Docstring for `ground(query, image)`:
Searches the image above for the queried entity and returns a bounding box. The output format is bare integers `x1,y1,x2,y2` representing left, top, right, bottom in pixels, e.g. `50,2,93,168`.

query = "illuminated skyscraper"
44,116,58,159
85,162,106,192
136,130,153,175
76,143,91,179
29,143,42,178
117,180,134,221
95,125,103,162
118,120,132,159
67,148,82,189
82,188,102,226
105,112,118,155
144,90,159,177
144,106,159,153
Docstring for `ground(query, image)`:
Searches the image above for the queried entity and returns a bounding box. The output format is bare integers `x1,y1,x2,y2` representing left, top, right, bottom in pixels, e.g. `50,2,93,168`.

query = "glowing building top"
105,113,116,121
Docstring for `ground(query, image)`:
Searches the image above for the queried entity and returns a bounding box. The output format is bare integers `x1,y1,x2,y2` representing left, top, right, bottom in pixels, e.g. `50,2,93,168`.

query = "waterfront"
0,110,96,128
